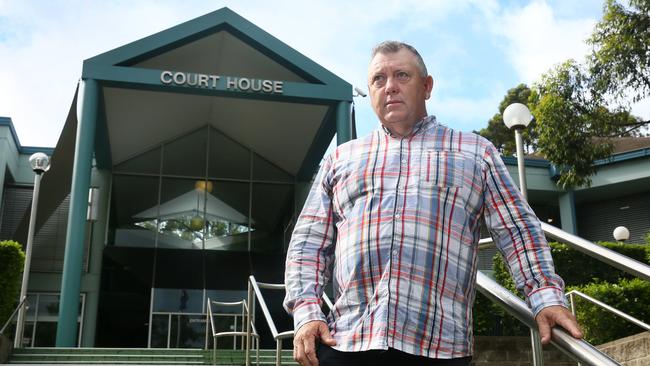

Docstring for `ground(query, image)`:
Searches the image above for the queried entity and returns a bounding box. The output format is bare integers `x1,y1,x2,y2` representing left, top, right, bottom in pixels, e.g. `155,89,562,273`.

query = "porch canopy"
53,7,353,346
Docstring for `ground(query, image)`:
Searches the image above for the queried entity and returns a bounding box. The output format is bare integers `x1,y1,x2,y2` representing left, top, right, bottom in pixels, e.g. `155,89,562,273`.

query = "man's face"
367,48,433,131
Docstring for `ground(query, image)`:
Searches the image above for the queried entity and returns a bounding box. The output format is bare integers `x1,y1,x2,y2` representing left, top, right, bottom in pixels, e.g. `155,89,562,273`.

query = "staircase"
7,348,297,365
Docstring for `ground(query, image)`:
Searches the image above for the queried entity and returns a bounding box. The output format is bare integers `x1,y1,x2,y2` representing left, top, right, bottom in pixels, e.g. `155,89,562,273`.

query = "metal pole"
513,130,541,363
530,329,544,366
14,171,43,348
246,280,253,366
514,128,528,200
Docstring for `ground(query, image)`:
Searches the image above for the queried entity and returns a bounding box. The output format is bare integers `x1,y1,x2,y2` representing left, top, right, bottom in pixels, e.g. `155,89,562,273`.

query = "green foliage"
0,240,25,325
531,60,636,188
569,278,650,345
475,241,650,338
548,241,650,286
588,0,650,103
476,84,537,156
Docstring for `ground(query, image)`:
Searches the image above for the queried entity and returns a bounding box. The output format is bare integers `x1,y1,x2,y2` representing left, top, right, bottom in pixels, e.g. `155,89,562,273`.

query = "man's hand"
293,320,336,366
535,305,583,344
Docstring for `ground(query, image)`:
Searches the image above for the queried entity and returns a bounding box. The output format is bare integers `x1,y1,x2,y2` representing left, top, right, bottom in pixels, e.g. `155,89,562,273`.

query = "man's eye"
396,72,411,82
372,75,386,86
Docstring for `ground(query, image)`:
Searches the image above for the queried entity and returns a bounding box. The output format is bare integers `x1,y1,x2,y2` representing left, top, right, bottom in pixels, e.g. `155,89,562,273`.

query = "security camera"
354,87,367,97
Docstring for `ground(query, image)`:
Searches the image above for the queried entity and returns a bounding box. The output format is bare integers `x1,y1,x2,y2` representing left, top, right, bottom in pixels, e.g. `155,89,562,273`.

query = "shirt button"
401,159,407,164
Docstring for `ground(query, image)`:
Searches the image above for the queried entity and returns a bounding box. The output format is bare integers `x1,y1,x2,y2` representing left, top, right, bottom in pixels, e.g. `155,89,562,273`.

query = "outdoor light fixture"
613,226,630,242
503,102,533,129
14,152,51,348
503,103,533,201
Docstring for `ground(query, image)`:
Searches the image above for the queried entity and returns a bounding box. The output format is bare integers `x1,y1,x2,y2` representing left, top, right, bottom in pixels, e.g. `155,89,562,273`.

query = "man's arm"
283,155,337,364
481,142,582,343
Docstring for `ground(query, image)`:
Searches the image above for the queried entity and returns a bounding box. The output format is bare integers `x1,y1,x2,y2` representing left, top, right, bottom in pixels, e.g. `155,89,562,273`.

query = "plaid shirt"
284,116,566,358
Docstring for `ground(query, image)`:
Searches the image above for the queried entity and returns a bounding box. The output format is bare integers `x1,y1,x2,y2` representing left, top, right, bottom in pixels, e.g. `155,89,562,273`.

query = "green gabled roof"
82,7,351,102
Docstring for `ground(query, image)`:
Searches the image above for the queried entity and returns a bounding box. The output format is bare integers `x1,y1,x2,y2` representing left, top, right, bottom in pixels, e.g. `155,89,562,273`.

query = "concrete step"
8,348,297,365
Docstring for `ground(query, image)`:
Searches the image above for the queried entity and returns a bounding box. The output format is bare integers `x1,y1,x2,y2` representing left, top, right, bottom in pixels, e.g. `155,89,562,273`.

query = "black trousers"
317,344,472,366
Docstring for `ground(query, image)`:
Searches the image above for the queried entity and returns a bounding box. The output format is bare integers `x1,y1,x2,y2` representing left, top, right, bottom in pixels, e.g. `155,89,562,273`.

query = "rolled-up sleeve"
481,142,567,316
283,155,336,330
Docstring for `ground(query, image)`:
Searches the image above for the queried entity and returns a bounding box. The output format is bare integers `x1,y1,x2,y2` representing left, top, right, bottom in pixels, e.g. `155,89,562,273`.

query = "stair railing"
478,222,650,365
245,276,334,366
206,297,260,365
477,271,619,365
566,290,650,332
541,223,650,282
0,296,28,337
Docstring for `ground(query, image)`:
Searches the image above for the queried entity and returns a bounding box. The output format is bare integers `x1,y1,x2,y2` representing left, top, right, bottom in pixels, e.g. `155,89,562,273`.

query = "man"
284,41,582,366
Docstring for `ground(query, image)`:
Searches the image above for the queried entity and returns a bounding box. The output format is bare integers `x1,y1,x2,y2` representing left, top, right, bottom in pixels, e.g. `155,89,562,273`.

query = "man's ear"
424,76,434,99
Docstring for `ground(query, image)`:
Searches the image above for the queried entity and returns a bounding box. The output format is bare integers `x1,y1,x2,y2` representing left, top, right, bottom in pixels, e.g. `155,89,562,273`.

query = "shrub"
0,240,25,326
568,278,650,345
482,241,650,340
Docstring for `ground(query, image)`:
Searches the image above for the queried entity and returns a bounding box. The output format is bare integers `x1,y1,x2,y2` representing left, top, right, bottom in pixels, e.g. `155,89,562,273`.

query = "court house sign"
160,70,283,94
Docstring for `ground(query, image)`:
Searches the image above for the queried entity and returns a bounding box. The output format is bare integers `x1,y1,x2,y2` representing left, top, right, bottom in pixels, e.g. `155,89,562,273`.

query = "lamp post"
14,152,50,348
503,103,542,365
503,103,533,200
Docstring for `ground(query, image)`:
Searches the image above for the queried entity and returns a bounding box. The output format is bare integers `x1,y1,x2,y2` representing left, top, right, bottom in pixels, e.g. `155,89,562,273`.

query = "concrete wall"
472,336,576,366
597,331,650,366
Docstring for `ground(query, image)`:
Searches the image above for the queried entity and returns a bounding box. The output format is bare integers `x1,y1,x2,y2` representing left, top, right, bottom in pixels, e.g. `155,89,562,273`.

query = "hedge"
0,240,25,326
568,278,650,345
474,241,650,342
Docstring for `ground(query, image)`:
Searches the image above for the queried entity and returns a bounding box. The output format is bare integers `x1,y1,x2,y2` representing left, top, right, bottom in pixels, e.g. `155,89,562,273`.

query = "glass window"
110,175,160,248
153,249,203,290
250,183,293,252
208,127,251,180
113,147,161,174
157,178,207,250
162,128,207,177
252,153,293,182
153,288,203,313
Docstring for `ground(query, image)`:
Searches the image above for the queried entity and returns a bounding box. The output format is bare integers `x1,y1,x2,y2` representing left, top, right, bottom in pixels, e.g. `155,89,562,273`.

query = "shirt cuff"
292,302,327,331
527,286,568,317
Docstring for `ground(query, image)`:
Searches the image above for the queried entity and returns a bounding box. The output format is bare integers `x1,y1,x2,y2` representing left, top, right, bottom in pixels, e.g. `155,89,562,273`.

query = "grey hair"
371,41,428,77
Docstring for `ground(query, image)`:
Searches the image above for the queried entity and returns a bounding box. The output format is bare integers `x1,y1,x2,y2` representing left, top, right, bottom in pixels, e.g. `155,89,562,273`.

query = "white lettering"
161,71,173,84
187,73,198,86
227,77,237,89
198,74,209,87
273,81,283,93
209,75,220,88
173,72,186,85
262,80,273,93
238,78,251,91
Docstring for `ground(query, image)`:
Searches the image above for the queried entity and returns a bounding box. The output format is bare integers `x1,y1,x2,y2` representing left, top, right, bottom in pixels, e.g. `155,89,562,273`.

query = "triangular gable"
83,7,348,89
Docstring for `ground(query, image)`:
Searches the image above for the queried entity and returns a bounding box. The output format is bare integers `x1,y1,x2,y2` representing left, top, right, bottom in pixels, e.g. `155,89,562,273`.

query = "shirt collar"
380,115,438,138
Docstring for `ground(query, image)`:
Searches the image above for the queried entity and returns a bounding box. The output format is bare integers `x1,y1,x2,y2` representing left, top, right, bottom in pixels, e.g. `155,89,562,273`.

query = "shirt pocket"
420,150,466,188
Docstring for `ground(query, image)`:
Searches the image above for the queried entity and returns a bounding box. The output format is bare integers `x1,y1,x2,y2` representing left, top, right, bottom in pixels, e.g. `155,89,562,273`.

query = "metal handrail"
0,296,28,336
566,290,650,332
246,276,334,366
541,222,650,282
206,298,260,365
477,272,619,365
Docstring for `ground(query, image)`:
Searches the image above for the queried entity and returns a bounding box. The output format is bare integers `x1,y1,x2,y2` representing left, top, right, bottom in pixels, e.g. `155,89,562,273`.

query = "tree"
531,60,638,187
476,84,538,155
588,0,650,104
527,0,649,188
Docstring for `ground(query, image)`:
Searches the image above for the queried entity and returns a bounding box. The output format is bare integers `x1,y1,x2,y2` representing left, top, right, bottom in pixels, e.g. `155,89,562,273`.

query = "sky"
0,0,648,148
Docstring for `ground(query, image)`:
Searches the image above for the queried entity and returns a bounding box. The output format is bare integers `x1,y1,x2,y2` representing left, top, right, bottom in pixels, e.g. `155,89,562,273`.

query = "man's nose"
384,77,399,94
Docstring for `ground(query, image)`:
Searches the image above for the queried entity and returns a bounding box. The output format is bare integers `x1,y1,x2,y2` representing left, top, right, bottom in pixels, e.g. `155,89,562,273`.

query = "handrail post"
246,278,253,366
530,329,544,366
204,298,210,351
276,339,282,366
